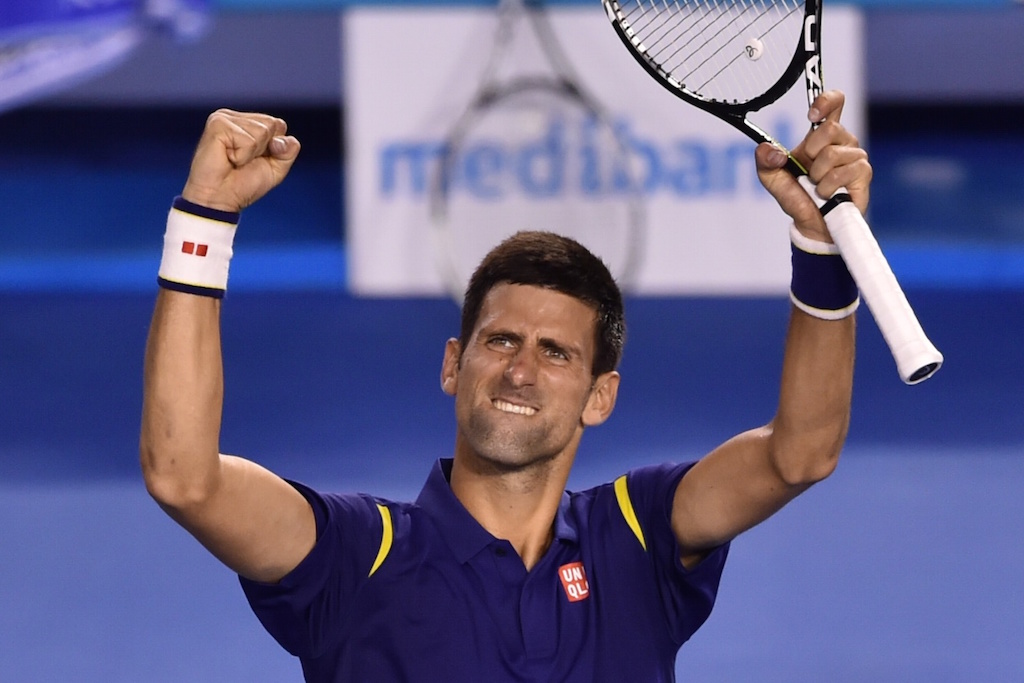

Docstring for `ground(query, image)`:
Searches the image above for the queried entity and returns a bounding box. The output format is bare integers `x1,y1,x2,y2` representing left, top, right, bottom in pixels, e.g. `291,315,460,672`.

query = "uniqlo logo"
558,562,590,603
181,241,209,257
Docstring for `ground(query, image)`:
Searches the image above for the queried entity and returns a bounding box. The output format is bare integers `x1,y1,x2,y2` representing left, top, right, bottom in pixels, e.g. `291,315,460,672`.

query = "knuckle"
821,145,840,164
819,119,842,137
249,118,273,138
858,158,874,181
208,108,232,124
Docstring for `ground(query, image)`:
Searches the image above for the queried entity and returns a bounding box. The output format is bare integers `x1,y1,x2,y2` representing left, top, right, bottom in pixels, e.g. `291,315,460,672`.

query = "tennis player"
141,89,869,681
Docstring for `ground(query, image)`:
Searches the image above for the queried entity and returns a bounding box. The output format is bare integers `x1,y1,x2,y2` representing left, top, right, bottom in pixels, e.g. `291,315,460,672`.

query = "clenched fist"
181,109,301,214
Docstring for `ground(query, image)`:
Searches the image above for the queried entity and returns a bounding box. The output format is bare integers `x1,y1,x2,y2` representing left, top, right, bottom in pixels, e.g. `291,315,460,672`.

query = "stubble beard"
459,407,566,474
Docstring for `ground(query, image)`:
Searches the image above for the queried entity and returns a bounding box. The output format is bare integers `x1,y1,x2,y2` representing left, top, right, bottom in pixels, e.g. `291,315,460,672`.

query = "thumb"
263,135,301,188
755,142,790,172
268,135,300,162
218,134,301,211
755,142,821,230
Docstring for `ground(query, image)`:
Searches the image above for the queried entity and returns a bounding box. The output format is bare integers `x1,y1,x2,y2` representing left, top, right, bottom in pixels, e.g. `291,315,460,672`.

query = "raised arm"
140,110,315,583
672,91,870,567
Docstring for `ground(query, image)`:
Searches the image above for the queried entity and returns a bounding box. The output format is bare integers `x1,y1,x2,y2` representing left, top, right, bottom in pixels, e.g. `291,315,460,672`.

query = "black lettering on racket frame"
430,0,646,305
601,0,943,384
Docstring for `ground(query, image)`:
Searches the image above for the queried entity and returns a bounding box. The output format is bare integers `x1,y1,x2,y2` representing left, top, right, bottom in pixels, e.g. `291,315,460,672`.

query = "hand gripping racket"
601,0,942,384
430,0,646,304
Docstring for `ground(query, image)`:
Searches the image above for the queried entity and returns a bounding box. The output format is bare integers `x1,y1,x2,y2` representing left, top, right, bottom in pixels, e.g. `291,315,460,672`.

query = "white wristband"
157,197,240,298
789,223,840,255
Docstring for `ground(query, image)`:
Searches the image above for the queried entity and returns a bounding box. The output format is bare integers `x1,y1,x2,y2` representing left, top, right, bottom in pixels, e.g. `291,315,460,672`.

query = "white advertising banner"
344,5,864,296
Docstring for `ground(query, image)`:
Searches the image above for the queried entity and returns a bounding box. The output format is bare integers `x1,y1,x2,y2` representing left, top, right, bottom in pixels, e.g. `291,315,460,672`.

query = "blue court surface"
1,288,1022,681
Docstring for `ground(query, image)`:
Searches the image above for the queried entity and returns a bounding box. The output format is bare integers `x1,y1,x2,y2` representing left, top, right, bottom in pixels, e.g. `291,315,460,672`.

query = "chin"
457,408,576,473
463,436,561,474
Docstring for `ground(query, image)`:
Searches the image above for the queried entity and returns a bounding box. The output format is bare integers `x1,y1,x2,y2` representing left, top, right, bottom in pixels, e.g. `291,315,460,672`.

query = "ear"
582,371,620,427
440,338,461,396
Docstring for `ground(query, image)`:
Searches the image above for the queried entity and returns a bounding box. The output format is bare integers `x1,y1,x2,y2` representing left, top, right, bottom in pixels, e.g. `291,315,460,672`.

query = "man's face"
441,283,619,472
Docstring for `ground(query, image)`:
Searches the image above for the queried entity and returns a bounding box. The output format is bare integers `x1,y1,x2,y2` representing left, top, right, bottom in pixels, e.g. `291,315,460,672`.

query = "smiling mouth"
493,399,538,416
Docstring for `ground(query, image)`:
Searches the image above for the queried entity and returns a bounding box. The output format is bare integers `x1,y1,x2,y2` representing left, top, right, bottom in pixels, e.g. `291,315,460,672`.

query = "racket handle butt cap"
896,343,943,385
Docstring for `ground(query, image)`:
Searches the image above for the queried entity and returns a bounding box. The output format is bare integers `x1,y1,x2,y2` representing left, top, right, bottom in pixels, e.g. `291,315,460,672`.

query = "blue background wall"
1,2,1022,681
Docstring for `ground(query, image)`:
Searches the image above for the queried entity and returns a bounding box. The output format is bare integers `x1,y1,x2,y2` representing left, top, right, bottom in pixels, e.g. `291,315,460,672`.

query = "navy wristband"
172,195,240,225
789,225,859,320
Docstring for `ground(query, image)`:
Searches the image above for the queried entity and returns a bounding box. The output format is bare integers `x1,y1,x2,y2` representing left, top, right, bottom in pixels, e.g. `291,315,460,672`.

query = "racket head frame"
602,0,820,170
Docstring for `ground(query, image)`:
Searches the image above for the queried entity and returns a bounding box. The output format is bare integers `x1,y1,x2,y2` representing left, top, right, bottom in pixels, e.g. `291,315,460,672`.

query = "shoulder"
285,481,422,562
569,462,696,513
566,462,696,548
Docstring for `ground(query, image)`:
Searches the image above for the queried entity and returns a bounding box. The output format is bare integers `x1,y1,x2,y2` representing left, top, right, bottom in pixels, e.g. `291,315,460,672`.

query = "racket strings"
684,4,762,90
692,1,802,96
626,1,691,56
614,0,803,103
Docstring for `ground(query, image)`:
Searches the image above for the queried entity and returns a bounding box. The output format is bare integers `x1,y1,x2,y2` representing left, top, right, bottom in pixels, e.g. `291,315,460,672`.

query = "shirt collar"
415,458,579,564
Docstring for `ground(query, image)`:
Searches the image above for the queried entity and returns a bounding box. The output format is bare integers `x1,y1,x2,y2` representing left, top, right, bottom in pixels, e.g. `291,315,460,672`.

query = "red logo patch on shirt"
558,562,591,603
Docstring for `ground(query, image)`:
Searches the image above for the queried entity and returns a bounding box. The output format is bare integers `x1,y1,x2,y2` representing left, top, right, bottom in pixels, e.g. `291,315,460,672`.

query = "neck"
449,450,573,571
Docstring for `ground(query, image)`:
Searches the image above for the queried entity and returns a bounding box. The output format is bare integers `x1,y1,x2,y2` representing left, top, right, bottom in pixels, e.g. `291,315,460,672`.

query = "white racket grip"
796,176,943,384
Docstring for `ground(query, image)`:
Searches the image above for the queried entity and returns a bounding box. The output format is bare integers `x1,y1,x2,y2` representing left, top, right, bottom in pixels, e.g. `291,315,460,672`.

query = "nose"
503,348,538,387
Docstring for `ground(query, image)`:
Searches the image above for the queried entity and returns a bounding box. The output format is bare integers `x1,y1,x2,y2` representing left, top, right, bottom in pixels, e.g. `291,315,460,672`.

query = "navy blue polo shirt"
241,459,729,682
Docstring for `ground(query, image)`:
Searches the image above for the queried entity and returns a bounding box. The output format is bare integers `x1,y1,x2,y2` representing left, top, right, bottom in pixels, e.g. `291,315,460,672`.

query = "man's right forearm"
137,111,316,581
140,289,225,508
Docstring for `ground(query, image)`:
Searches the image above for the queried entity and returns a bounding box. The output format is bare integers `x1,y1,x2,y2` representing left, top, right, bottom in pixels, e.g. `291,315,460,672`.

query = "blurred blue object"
0,0,211,114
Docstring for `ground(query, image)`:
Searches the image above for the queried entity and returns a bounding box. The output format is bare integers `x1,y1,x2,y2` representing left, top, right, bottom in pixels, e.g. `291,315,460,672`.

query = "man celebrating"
141,90,869,681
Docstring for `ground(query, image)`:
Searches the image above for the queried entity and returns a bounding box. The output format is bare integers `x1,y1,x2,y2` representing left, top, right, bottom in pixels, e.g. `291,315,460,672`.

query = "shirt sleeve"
238,480,386,659
626,462,730,646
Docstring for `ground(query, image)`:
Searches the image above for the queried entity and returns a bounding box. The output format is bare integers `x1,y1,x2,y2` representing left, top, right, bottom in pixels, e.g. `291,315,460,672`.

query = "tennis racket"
601,0,942,384
430,0,646,303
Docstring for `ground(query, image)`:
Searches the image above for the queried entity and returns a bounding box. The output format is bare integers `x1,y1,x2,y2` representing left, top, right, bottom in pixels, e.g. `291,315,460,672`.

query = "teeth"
493,400,537,416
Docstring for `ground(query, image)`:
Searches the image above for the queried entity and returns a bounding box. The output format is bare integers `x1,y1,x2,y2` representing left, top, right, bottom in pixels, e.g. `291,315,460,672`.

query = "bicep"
161,454,317,584
671,426,809,564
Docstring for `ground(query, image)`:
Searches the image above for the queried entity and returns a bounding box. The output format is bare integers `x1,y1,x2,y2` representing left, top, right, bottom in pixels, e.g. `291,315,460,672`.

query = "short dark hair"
459,231,625,377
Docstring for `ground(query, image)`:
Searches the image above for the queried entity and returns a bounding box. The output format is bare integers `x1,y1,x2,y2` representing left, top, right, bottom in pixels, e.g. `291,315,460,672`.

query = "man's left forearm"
768,307,855,486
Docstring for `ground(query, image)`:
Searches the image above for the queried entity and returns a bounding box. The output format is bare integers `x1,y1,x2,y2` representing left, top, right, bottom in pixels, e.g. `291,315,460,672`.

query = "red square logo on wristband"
181,241,208,257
